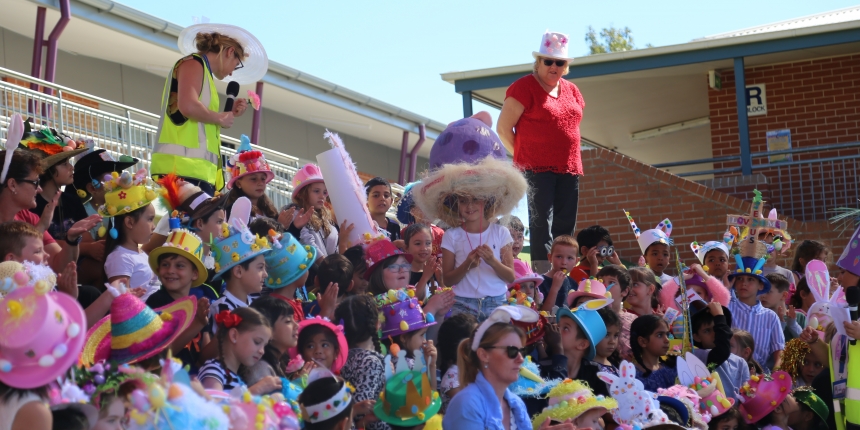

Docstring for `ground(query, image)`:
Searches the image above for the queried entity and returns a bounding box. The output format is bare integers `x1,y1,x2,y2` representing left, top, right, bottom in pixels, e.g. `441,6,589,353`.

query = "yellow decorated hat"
97,168,158,218
148,228,208,287
531,379,618,428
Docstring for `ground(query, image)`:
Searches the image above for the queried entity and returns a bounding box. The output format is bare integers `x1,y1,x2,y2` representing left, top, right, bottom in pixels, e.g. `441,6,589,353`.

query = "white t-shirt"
441,224,512,298
104,246,160,300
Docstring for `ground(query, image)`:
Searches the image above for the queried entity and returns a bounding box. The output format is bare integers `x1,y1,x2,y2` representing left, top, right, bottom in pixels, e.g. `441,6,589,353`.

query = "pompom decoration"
248,90,261,110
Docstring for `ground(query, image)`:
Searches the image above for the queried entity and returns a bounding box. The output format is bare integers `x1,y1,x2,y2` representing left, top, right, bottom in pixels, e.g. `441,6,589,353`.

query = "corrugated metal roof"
698,5,860,40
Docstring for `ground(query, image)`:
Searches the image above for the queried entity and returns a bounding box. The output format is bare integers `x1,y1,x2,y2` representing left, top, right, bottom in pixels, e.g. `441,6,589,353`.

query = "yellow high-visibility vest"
153,54,224,190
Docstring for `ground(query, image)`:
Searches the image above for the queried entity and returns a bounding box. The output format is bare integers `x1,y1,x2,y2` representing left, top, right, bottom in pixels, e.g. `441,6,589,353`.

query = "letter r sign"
745,84,767,116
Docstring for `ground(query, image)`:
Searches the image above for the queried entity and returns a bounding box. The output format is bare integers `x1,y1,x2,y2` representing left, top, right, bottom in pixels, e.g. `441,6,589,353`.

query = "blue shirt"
540,274,573,309
692,349,750,401
727,296,785,371
443,372,531,430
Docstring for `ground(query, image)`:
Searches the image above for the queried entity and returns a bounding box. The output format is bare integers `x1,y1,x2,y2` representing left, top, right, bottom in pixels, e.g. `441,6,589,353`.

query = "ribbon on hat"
471,305,539,351
215,311,242,328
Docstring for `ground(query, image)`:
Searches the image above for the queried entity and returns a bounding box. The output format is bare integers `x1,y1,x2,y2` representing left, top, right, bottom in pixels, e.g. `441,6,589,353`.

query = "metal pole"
408,124,426,182
734,57,752,176
43,0,71,94
398,130,409,184
462,90,473,117
251,81,264,144
56,89,64,133
30,7,46,93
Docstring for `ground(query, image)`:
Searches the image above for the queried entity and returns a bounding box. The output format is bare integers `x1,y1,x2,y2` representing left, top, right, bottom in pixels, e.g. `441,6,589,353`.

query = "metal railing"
0,66,404,215
651,141,860,222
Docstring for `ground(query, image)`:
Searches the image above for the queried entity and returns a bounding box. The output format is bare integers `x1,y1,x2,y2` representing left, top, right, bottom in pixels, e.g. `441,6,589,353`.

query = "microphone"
223,81,240,112
846,286,860,344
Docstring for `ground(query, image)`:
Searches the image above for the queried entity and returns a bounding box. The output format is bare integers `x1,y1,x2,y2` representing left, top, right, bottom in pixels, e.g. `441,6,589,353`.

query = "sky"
117,0,858,239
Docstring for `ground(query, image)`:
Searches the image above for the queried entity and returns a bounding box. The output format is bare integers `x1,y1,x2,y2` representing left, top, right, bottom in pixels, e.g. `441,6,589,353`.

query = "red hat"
363,239,412,280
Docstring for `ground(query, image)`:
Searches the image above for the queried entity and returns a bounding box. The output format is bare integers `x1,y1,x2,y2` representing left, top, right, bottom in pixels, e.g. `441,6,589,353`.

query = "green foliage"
585,26,652,55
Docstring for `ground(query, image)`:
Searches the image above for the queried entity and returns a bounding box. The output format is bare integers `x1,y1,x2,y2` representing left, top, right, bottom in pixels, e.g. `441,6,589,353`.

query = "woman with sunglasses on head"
497,30,586,275
443,306,575,430
152,23,268,195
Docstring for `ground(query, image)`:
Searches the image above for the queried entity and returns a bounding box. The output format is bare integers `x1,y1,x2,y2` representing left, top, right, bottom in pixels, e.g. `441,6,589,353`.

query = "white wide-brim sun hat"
178,23,269,84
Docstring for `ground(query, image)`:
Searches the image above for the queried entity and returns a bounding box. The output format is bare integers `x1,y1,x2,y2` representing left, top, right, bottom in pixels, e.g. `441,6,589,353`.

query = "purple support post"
398,130,409,184
407,124,426,182
43,0,71,95
250,81,264,144
30,7,46,93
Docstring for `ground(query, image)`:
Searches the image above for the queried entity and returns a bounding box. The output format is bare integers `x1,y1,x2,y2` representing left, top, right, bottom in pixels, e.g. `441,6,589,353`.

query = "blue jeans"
451,294,507,323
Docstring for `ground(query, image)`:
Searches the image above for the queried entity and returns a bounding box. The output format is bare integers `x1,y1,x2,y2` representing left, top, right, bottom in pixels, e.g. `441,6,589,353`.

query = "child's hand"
654,304,665,318
536,339,548,359
130,287,146,298
544,322,563,355
291,207,314,229
67,214,103,243
56,261,78,297
464,249,481,270
800,326,820,344
392,239,405,250
707,299,723,316
337,220,355,252
537,417,577,430
318,283,339,320
845,321,860,340
474,244,497,264
423,289,455,316
776,304,786,322
787,305,797,322
586,246,601,268
550,270,566,290
354,399,378,425
434,261,444,289
292,360,315,380
422,340,437,367
194,297,210,326
421,256,438,281
277,206,297,229
249,375,282,395
607,250,622,266
688,263,709,279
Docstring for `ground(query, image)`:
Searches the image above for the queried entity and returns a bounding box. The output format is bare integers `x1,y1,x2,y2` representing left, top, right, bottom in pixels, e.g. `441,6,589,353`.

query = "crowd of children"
0,110,850,430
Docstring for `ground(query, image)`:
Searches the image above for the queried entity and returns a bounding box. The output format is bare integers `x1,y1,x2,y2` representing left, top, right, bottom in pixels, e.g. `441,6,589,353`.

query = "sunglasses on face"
542,59,567,67
385,263,411,273
16,178,40,188
485,345,527,359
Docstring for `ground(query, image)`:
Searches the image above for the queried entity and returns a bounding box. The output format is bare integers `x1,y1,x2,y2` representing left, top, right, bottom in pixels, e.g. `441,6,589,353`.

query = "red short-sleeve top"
14,209,56,246
505,75,585,175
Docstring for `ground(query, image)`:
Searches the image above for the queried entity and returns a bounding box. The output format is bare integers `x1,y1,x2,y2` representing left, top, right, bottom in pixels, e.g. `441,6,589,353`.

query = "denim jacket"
442,372,531,430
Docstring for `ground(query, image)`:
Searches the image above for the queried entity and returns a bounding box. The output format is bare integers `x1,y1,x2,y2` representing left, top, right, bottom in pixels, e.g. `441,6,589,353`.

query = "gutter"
30,0,446,138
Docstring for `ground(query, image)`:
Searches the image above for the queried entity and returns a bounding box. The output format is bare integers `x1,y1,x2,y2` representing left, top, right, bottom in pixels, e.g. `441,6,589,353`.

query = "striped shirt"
727,296,785,371
208,290,257,334
198,359,245,391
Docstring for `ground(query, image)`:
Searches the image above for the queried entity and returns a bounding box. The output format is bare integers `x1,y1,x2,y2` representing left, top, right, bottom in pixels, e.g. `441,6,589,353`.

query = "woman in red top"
497,30,585,273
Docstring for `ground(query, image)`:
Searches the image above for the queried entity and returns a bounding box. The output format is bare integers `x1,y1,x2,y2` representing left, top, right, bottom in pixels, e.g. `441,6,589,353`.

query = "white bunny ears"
471,305,538,351
806,259,851,337
1,114,23,184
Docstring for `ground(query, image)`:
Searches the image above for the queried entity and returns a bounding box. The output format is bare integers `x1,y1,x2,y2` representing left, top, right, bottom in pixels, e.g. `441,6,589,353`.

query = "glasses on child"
485,345,527,359
385,263,412,273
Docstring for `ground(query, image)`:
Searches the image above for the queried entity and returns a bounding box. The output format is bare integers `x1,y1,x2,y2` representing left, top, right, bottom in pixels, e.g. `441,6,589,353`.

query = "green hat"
793,387,828,423
373,369,441,426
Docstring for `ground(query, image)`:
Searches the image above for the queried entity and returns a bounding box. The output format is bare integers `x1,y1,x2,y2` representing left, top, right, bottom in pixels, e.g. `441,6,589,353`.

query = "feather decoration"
323,130,375,228
247,90,261,110
156,173,183,211
1,114,24,183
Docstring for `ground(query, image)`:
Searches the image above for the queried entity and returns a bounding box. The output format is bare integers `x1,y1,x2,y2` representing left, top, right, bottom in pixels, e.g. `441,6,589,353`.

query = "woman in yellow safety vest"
154,24,268,195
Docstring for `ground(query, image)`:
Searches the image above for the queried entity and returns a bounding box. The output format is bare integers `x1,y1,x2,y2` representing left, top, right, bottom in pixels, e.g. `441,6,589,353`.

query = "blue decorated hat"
727,256,772,294
265,232,317,288
211,197,272,280
555,299,612,360
396,182,417,225
508,355,561,397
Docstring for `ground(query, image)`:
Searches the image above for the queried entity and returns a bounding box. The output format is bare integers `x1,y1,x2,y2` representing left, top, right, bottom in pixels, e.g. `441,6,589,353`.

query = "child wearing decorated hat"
101,168,161,300
294,316,349,376
568,225,622,284
555,302,612,397
530,378,618,429
778,338,826,389
693,240,732,288
738,371,827,430
727,238,785,372
224,134,279,219
624,211,674,285
0,280,87,430
298,374,355,430
373,341,442,430
290,163,341,257
376,289,438,383
74,362,151,430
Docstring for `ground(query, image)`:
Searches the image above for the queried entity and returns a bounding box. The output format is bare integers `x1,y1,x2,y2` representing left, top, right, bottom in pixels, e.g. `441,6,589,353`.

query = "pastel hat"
288,317,349,374
97,168,159,218
597,361,683,429
75,362,151,410
509,261,544,290
396,181,418,225
374,348,441,426
427,113,507,170
178,23,268,85
264,231,316,288
0,286,86,389
727,256,772,294
691,241,729,265
17,124,88,169
377,289,437,337
291,163,324,196
212,197,272,280
363,239,412,280
532,30,574,61
48,379,99,430
509,355,561,398
567,277,612,306
738,371,793,424
837,224,860,277
148,228,208,287
530,378,617,428
126,381,231,429
472,305,539,351
414,156,528,227
226,134,274,189
676,353,735,421
80,292,196,366
624,210,673,254
555,299,612,360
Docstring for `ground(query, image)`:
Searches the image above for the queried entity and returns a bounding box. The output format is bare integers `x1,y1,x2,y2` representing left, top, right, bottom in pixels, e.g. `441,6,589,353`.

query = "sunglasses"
16,178,40,188
485,345,527,359
384,263,412,273
542,59,567,67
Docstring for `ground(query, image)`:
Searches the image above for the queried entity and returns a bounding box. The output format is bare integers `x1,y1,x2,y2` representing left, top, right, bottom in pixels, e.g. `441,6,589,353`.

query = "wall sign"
746,84,767,116
766,129,792,164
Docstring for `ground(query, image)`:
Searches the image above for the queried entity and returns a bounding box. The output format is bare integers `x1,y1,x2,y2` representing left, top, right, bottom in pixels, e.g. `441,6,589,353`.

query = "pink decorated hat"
291,163,325,197
0,286,86,389
738,371,792,424
226,135,274,190
513,259,530,277
363,239,413,280
80,293,196,366
567,278,611,306
658,274,731,312
676,353,734,422
288,317,348,374
376,289,437,338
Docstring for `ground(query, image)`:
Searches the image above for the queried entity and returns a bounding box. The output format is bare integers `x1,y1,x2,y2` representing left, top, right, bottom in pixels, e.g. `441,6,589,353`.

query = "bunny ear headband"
471,305,539,351
1,114,24,184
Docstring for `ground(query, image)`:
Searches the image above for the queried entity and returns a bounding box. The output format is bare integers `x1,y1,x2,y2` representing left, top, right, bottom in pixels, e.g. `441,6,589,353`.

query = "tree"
585,26,651,55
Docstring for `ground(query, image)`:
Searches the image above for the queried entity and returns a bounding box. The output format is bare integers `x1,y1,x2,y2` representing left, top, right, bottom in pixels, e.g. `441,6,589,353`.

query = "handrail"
653,141,860,173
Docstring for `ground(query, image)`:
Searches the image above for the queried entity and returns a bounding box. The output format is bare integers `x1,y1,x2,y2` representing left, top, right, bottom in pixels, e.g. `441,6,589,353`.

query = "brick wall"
577,147,851,273
706,54,860,222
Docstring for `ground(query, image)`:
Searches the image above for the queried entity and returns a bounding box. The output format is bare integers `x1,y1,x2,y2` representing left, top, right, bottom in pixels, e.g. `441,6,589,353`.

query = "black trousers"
524,171,580,262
